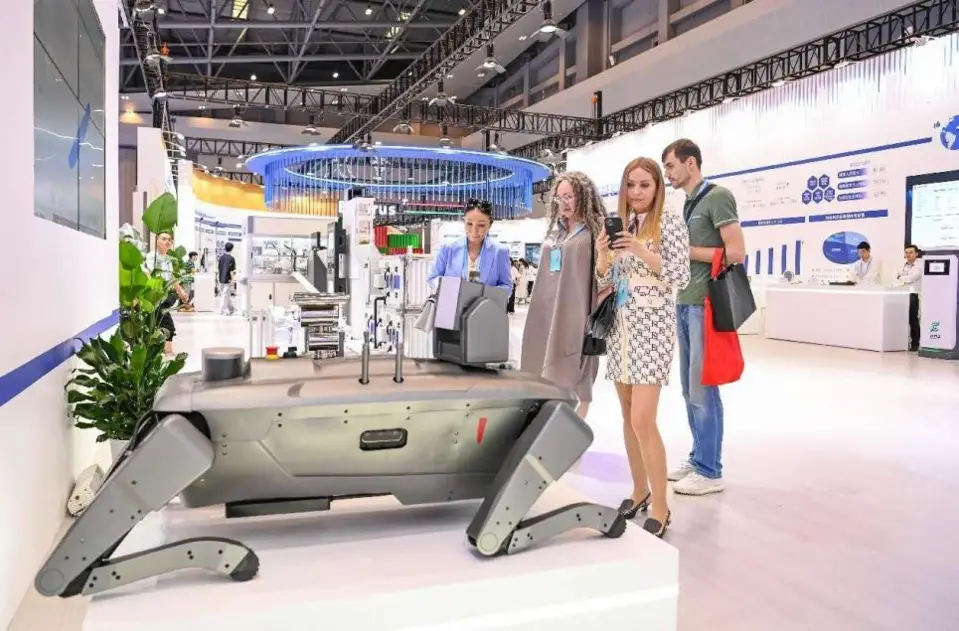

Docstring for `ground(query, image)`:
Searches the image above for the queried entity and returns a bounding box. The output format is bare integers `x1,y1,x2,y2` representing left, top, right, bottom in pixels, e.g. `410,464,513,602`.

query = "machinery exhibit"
35,275,625,599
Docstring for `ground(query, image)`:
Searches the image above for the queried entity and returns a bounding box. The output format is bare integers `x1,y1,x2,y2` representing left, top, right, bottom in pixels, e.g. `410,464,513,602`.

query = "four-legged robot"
35,277,626,599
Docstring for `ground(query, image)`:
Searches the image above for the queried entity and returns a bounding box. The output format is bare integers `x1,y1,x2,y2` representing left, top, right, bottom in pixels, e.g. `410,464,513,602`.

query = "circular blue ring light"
245,144,552,221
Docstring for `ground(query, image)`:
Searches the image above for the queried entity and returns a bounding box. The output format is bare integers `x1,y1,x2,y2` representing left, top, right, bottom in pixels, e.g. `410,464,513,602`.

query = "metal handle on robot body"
359,332,371,385
394,330,404,383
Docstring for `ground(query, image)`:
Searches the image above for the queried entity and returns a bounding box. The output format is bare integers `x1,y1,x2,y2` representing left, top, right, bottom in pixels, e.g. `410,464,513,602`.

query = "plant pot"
109,439,130,463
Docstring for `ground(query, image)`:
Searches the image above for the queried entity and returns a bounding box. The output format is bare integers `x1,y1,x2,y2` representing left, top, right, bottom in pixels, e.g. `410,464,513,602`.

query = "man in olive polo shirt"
662,139,745,497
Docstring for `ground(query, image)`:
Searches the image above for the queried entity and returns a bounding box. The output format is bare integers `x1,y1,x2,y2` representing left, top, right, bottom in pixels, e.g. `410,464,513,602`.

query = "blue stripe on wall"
707,137,932,180
767,247,773,275
795,240,802,276
0,309,120,408
780,245,787,275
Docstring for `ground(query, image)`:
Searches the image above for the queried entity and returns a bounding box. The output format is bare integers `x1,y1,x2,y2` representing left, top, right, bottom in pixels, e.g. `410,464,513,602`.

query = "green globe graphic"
942,115,959,150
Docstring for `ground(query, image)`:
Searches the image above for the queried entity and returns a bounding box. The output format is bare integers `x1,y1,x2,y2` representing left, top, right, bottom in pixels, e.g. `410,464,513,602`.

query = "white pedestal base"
82,484,678,631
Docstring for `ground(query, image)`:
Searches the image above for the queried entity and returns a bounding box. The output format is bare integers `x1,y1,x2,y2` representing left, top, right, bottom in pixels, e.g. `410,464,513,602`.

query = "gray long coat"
520,228,600,403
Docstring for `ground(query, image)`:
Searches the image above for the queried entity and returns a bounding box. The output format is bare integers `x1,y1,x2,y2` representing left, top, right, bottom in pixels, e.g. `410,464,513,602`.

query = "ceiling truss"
163,72,602,138
123,0,473,90
327,0,541,143
512,0,959,161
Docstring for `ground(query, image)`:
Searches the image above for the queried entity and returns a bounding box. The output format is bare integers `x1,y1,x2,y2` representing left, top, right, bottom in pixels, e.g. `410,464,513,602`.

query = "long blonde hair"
617,157,666,248
546,171,606,239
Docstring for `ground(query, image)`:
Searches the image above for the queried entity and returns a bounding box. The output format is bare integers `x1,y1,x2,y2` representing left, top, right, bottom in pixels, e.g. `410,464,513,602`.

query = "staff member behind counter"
427,199,514,295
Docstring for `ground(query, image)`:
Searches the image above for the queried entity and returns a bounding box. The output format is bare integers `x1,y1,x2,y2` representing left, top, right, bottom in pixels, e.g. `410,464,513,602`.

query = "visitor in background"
662,138,745,496
506,258,516,313
508,259,523,313
596,157,690,537
521,172,604,419
525,259,537,297
427,200,513,296
897,244,923,351
146,231,189,355
848,241,883,284
179,251,198,312
514,259,530,304
218,242,237,316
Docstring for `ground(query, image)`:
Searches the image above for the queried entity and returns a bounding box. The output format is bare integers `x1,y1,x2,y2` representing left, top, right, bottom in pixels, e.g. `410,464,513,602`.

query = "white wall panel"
0,0,120,625
568,33,959,282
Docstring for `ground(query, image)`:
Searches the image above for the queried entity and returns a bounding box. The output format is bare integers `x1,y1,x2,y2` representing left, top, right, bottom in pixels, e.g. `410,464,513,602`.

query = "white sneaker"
668,460,695,482
672,472,725,496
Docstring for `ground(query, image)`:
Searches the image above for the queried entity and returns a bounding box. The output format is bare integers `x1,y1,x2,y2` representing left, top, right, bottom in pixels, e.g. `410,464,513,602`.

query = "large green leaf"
142,192,178,235
130,345,147,377
119,240,144,270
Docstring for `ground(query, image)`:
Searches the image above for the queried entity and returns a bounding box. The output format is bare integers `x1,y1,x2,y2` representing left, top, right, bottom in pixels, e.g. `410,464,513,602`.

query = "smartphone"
604,216,624,236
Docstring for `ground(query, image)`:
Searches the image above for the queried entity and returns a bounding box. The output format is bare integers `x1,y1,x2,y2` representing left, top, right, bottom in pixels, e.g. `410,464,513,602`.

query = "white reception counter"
764,284,912,352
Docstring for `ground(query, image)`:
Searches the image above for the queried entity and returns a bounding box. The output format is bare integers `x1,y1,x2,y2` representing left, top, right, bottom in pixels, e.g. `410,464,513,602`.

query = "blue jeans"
676,304,724,479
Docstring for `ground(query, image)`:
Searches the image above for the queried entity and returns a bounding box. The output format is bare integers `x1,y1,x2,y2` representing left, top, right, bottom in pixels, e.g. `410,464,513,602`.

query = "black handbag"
583,238,616,357
707,252,757,332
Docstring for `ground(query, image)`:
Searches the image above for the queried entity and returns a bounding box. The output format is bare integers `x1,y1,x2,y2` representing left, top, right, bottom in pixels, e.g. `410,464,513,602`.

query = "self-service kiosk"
918,250,959,360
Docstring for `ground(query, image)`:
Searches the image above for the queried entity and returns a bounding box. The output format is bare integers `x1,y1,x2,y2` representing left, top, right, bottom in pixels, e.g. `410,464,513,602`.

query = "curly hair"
546,171,607,239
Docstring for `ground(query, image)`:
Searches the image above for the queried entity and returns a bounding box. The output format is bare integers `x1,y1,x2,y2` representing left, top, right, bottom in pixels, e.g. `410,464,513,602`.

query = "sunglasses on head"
465,199,493,213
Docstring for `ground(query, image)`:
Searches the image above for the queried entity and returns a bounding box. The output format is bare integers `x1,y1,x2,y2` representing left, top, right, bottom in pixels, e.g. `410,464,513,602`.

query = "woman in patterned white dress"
595,157,690,538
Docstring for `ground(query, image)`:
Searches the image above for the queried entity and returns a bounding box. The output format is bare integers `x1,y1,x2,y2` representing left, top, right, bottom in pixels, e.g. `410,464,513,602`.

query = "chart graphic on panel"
821,231,869,264
745,240,803,277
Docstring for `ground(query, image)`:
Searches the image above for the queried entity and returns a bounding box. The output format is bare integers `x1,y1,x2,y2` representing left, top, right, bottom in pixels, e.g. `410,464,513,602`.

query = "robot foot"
34,413,232,599
68,537,259,597
466,401,627,557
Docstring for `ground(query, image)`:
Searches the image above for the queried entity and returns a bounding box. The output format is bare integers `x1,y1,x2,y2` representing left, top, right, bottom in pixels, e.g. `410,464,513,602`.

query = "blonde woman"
521,171,606,419
596,157,691,537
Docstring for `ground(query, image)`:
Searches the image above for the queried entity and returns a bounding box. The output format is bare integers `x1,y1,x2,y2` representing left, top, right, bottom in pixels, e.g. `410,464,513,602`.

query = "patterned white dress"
597,211,691,385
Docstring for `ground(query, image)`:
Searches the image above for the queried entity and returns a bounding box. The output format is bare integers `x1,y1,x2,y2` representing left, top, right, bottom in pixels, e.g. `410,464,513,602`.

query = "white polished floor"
14,309,959,631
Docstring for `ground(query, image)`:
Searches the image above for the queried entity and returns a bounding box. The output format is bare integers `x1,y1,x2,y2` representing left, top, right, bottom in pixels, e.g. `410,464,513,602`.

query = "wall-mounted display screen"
906,170,959,251
33,0,106,239
910,180,959,249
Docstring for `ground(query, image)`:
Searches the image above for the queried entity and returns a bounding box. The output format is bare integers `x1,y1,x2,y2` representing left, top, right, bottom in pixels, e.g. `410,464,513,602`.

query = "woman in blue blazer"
427,200,514,295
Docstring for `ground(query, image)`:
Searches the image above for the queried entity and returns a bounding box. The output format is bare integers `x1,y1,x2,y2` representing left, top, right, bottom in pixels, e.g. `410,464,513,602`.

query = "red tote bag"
702,249,745,386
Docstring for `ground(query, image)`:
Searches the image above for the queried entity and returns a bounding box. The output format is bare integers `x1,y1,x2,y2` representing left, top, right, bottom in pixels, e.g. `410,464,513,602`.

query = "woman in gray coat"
520,172,606,419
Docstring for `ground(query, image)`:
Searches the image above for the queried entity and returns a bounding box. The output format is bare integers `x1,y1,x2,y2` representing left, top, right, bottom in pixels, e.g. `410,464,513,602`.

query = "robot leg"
35,414,258,598
466,401,626,556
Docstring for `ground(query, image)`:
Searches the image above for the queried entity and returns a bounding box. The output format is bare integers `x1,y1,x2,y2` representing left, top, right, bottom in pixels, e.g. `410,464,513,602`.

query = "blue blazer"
427,236,513,294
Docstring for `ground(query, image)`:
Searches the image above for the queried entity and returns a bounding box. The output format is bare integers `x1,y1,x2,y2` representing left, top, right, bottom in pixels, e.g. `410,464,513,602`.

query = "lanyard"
683,180,714,224
560,223,587,243
859,259,872,278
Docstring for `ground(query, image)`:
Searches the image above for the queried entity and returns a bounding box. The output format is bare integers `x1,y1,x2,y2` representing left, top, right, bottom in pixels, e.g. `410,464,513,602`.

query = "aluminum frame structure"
126,0,471,89
327,0,542,143
164,72,601,138
123,1,182,184
511,0,959,161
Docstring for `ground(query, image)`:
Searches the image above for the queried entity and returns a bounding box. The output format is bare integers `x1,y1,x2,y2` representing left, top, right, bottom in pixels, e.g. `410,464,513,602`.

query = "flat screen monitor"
905,170,959,250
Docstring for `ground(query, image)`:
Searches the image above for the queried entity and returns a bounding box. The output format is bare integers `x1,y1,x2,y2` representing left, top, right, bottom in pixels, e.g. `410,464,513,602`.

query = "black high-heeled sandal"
617,492,651,519
642,509,672,538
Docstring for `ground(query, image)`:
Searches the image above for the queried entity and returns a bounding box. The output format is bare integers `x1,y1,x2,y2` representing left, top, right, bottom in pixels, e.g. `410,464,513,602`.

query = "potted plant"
67,193,191,458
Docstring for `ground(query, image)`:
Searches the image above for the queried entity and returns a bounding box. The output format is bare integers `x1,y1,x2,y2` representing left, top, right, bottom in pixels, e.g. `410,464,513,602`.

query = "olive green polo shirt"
677,182,740,306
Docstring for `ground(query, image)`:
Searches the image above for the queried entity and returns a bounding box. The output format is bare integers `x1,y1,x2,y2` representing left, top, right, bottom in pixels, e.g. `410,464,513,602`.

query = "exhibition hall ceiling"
122,0,583,120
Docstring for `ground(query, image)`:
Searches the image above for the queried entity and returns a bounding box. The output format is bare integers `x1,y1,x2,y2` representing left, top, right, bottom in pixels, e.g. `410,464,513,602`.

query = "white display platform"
764,284,911,351
191,274,216,312
83,483,678,631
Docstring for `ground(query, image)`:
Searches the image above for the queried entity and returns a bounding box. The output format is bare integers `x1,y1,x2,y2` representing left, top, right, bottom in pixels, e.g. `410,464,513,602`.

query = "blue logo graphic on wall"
68,102,92,169
940,115,959,151
822,231,868,265
802,173,836,205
